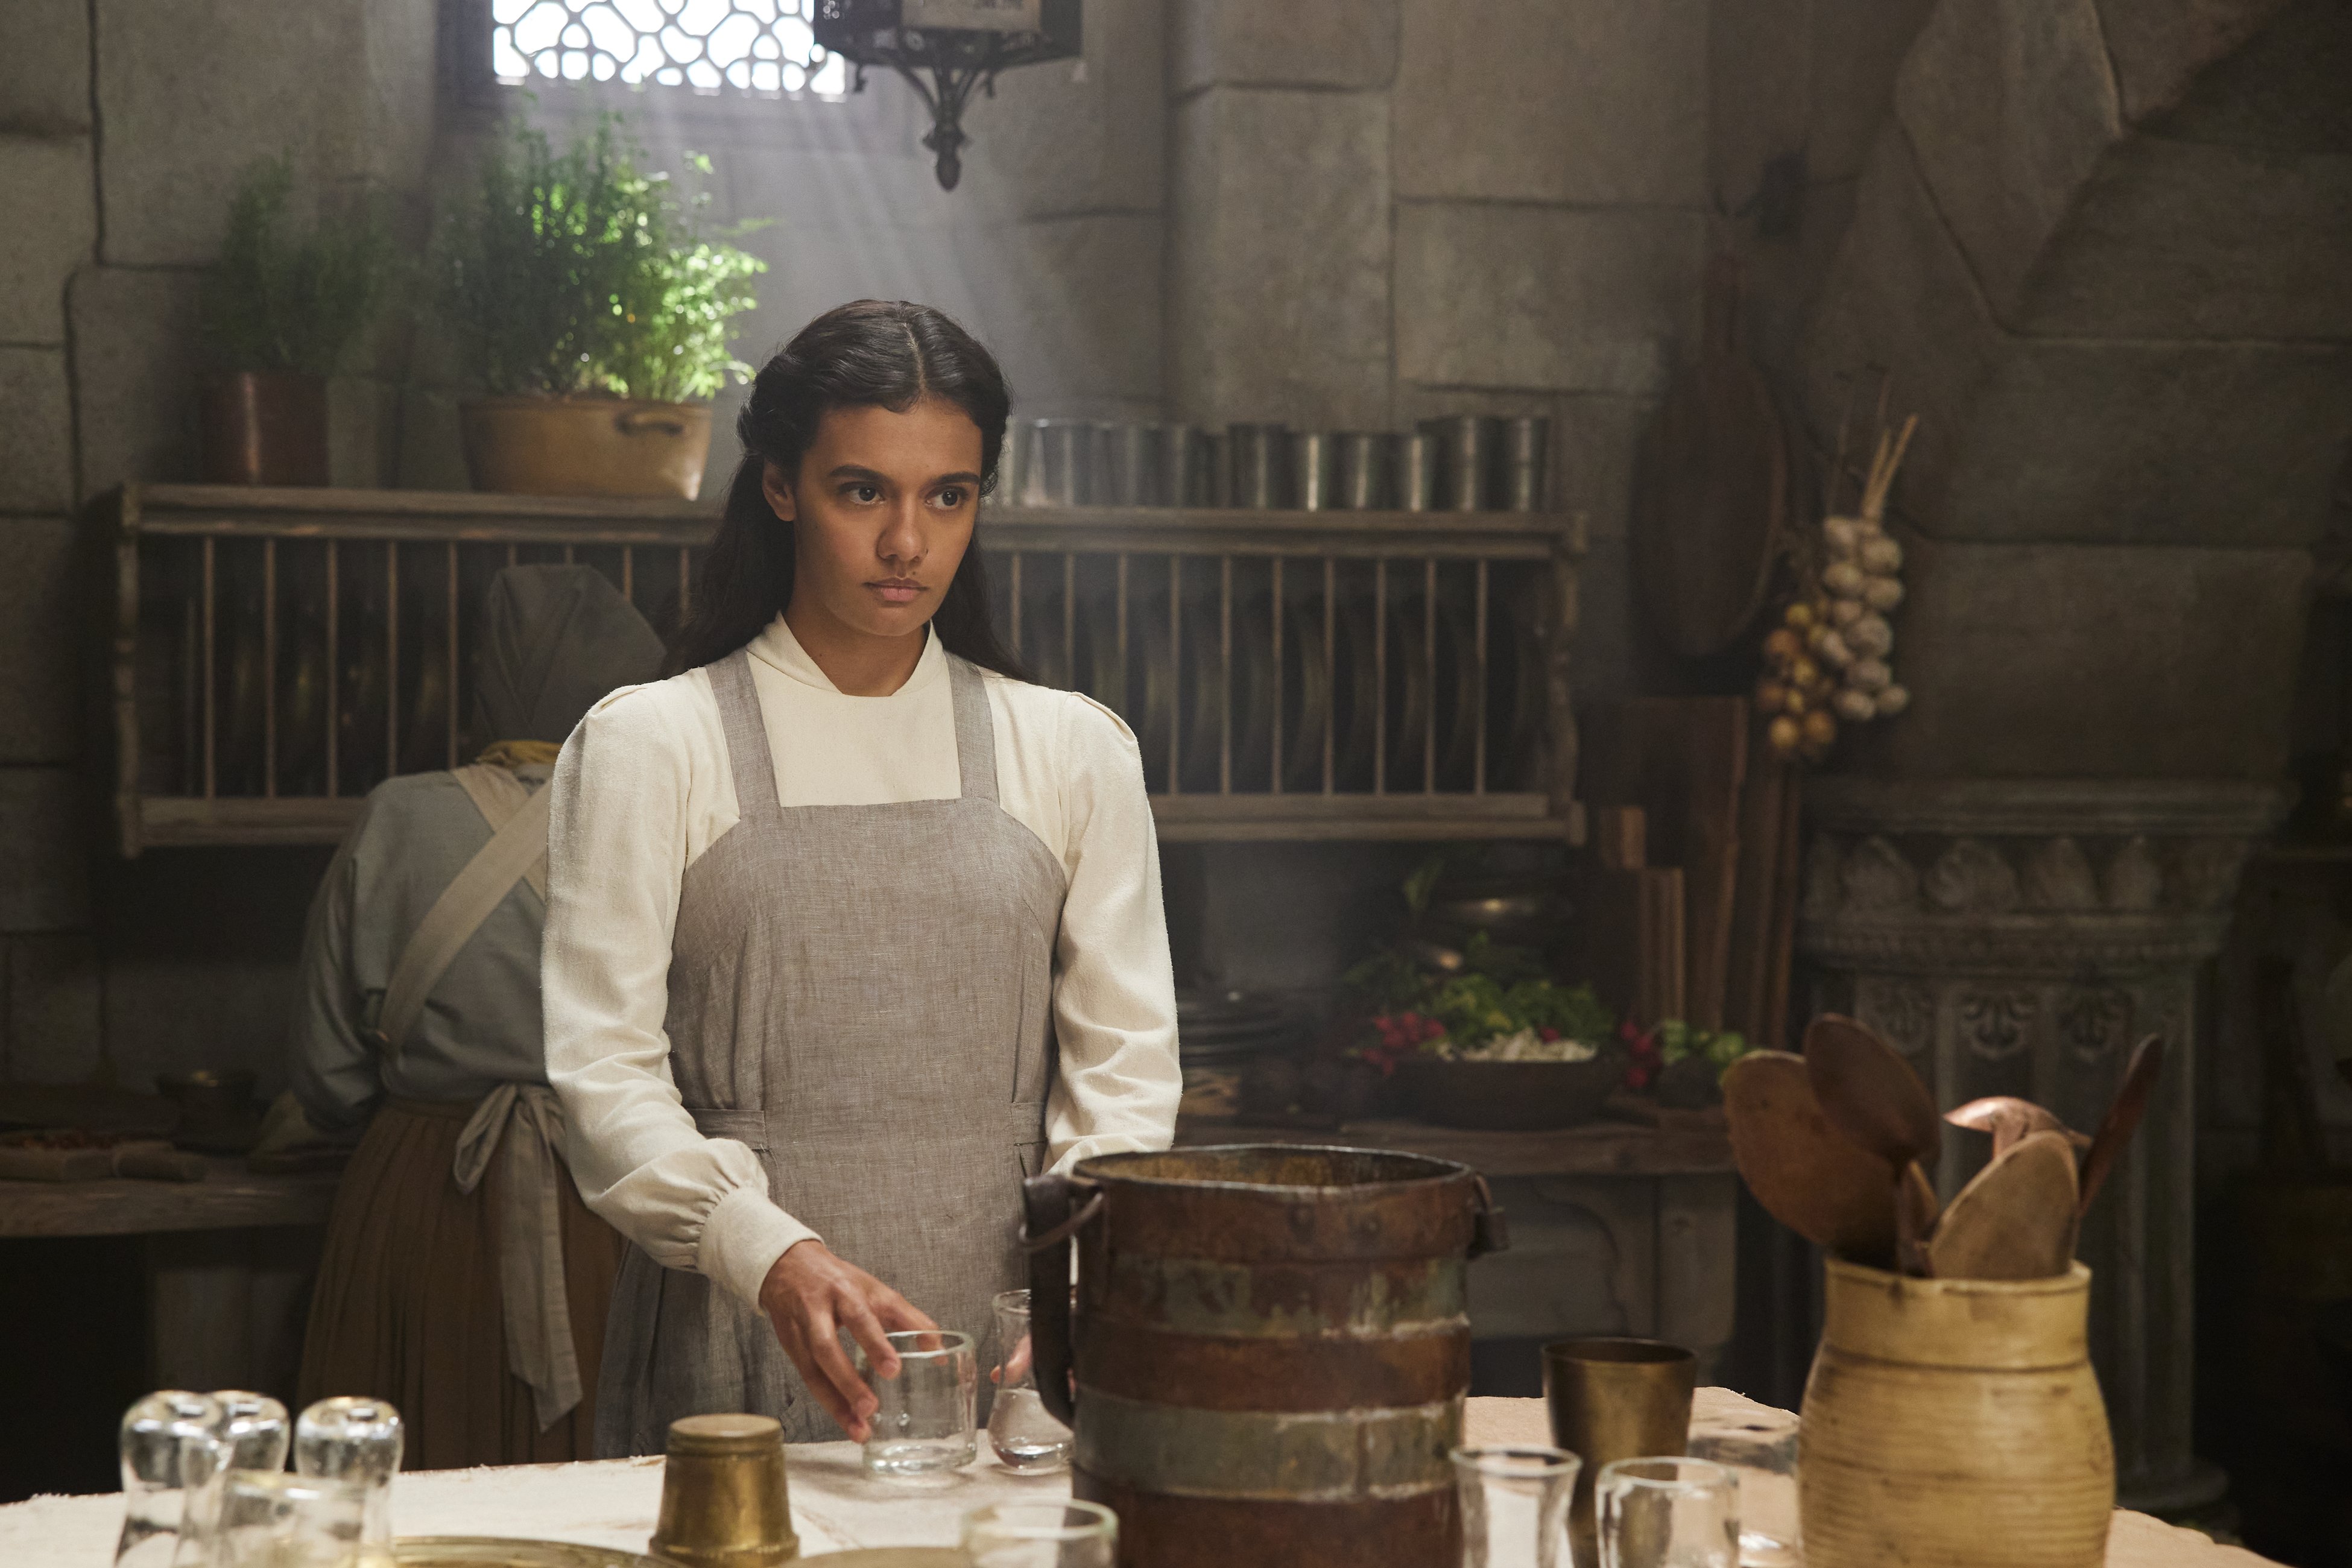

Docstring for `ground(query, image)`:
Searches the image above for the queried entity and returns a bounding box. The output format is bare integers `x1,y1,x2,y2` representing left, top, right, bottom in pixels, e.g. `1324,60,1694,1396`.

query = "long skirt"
297,1096,624,1468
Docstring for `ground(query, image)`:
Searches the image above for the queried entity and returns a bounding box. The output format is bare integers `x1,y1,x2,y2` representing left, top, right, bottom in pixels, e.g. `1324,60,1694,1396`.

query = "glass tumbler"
1596,1457,1739,1568
988,1289,1072,1472
211,1393,292,1473
961,1500,1118,1568
857,1329,978,1477
293,1399,402,1553
1452,1446,1580,1568
209,1470,368,1568
115,1391,227,1568
1688,1411,1798,1567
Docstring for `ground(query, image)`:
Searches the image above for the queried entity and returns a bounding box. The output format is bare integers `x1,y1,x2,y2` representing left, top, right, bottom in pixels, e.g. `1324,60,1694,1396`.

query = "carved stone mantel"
1797,777,2288,1513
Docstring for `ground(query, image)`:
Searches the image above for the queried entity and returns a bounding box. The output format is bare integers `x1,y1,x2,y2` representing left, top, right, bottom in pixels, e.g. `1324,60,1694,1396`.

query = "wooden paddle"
1805,1014,1943,1273
1724,1051,1912,1268
2079,1034,2164,1216
1946,1096,2092,1158
1926,1130,2081,1280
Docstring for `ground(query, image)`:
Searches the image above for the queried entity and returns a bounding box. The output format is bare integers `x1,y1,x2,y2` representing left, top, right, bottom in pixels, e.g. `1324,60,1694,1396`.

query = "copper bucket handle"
1019,1172,1101,1429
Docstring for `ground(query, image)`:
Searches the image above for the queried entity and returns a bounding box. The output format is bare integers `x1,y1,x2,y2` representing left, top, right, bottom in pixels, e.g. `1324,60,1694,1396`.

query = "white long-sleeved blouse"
543,616,1180,1311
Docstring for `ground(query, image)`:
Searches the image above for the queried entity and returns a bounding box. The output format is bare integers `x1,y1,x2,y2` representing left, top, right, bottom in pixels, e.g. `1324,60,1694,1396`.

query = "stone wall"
0,0,1168,1092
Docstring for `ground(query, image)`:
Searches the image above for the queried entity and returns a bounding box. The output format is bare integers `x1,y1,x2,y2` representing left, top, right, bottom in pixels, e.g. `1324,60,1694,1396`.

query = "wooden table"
0,1394,2278,1566
1181,1111,1741,1388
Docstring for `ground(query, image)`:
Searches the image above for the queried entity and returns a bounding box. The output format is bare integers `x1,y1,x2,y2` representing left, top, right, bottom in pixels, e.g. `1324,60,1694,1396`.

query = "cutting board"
1631,254,1788,659
1582,698,1748,1029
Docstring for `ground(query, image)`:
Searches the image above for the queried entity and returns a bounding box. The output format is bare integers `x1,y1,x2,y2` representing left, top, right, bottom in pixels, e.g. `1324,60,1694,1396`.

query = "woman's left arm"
1045,697,1183,1168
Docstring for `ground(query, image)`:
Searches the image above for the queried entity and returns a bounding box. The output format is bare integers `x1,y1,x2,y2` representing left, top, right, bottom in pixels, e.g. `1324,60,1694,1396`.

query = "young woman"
544,300,1181,1453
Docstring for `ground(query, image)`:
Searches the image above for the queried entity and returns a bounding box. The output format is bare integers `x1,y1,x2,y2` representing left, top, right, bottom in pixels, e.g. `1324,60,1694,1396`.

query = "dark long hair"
666,299,1028,677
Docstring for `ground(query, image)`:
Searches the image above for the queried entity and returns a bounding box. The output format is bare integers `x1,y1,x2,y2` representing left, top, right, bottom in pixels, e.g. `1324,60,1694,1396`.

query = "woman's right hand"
757,1240,936,1441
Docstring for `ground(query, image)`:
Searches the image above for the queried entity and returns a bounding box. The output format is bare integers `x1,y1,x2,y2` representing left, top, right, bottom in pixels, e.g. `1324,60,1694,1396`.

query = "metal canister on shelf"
1291,431,1338,511
1395,429,1441,512
1031,419,1090,506
1200,429,1230,508
1107,423,1160,507
1336,432,1392,510
1227,423,1291,509
1155,423,1207,506
1086,422,1122,505
1502,415,1551,511
996,418,1036,507
1424,414,1499,510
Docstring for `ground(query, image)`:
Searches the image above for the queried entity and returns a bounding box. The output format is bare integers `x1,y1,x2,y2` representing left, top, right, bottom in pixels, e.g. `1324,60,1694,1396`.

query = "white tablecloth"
0,1394,2274,1566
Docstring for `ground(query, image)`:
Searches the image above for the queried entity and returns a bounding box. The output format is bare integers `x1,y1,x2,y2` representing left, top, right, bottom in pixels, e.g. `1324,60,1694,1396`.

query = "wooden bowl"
1389,1051,1626,1131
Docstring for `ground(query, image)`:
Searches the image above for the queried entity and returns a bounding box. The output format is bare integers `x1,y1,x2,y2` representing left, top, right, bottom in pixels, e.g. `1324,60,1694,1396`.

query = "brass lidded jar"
650,1413,800,1568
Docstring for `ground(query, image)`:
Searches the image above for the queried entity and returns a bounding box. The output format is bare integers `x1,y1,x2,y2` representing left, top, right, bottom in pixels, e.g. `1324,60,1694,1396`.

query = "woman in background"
280,564,664,1466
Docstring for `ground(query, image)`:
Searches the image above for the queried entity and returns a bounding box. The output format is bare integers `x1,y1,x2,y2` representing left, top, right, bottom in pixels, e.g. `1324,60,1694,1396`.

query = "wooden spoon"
1946,1096,2093,1158
1805,1014,1943,1272
1724,1051,1907,1267
2078,1034,2164,1217
1925,1129,2080,1280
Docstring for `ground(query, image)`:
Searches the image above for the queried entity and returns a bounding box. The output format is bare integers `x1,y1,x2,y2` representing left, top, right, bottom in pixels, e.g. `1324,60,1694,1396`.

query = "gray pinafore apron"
596,646,1067,1453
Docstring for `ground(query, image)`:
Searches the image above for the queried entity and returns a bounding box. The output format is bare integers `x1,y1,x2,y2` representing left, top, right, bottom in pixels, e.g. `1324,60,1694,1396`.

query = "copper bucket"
460,395,712,499
200,371,329,486
1024,1145,1506,1568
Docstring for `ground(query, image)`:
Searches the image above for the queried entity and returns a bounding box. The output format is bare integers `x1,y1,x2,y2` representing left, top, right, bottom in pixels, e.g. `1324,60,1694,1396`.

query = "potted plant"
437,118,765,499
197,157,393,486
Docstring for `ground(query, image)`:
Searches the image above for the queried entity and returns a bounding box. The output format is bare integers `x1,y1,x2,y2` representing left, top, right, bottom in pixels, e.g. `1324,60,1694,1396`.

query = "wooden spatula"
2078,1035,2163,1216
1724,1051,1911,1268
1805,1014,1943,1272
1926,1130,2080,1280
1946,1096,2091,1158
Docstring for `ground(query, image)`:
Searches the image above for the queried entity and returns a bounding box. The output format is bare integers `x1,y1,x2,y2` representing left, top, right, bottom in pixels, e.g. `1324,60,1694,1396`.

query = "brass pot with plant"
437,118,765,500
197,156,393,486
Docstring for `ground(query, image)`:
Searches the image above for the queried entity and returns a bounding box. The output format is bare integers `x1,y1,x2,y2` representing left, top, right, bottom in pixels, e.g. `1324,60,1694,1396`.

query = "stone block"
975,0,1165,219
1894,0,2123,320
1171,0,1399,92
1168,89,1391,428
1797,134,2005,524
0,134,95,344
69,265,205,493
964,214,1166,410
1395,0,1706,205
0,349,74,513
2152,0,2352,155
94,0,437,266
0,0,92,135
2020,134,2352,341
1843,538,2309,780
7,931,103,1084
2094,0,2293,122
1941,337,2352,548
0,519,80,765
1393,203,1705,397
1806,0,1938,181
0,767,90,932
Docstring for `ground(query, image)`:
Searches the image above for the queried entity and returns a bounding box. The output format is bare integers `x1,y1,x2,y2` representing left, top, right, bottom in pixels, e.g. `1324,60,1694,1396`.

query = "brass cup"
650,1414,801,1568
1542,1338,1697,1566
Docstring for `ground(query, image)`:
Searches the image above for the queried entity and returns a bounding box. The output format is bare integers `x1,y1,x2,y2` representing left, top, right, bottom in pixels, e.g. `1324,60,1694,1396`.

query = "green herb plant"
438,116,765,402
200,156,394,377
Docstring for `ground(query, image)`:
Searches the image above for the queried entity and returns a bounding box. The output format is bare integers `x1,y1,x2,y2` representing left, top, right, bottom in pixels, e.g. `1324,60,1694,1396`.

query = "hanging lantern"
812,0,1084,191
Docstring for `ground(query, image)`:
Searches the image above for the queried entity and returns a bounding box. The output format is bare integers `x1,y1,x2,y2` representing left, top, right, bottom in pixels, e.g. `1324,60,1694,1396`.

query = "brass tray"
393,1539,671,1568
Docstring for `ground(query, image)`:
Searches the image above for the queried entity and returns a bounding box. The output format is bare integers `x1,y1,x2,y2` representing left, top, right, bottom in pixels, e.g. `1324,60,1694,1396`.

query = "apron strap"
373,782,551,1064
948,654,1000,804
708,650,782,814
451,762,548,902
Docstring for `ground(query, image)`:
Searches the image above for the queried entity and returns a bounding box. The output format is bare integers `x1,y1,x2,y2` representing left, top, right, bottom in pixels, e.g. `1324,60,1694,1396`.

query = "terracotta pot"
1800,1258,2113,1568
200,371,329,486
461,395,712,499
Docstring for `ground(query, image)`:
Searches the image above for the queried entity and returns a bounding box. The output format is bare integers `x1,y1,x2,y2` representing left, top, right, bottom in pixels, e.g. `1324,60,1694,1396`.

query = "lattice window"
492,0,850,96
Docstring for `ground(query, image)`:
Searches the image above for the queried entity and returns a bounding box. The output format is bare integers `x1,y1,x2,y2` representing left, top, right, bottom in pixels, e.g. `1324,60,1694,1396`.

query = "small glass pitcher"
987,1289,1072,1473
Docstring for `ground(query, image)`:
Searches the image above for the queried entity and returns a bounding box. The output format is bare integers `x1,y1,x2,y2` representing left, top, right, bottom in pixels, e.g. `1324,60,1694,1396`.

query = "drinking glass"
960,1500,1118,1568
1452,1446,1580,1568
115,1391,227,1568
1596,1458,1739,1568
1688,1411,1798,1567
987,1289,1072,1473
856,1329,978,1476
211,1393,291,1473
209,1470,367,1568
293,1399,402,1552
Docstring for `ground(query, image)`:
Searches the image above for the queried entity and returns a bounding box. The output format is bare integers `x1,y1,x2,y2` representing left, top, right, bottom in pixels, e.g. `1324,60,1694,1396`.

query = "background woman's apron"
596,648,1067,1453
